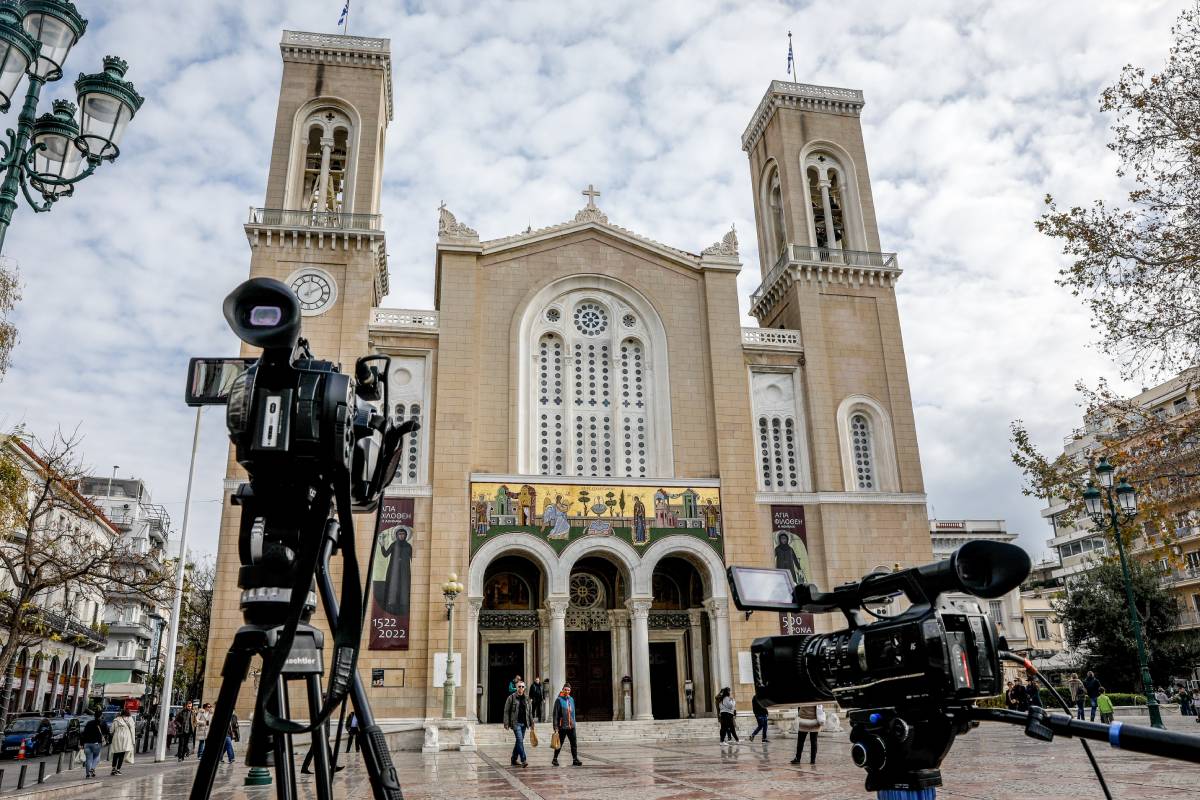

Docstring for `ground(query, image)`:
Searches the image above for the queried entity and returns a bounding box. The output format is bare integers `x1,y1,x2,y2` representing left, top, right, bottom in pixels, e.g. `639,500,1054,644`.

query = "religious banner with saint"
369,497,414,650
770,504,815,636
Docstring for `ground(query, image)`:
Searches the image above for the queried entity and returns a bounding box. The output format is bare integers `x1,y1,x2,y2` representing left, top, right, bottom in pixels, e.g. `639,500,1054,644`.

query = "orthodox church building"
205,29,932,732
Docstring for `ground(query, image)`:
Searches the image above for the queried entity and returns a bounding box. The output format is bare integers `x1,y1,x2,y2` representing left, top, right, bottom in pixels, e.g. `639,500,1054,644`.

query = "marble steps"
471,716,801,746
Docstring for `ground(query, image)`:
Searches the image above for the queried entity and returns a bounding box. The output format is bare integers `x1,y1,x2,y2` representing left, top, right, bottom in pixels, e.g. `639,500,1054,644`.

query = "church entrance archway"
479,554,543,723
564,555,628,721
566,631,612,720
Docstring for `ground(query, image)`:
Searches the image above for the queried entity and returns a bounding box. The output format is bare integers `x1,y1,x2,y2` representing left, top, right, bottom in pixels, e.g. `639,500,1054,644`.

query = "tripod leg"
305,674,334,800
188,643,253,800
273,677,295,800
350,671,404,800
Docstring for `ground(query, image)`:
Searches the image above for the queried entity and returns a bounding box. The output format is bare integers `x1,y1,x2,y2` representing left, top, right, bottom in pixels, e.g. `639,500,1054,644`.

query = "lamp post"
0,0,143,253
441,573,463,719
1082,456,1164,729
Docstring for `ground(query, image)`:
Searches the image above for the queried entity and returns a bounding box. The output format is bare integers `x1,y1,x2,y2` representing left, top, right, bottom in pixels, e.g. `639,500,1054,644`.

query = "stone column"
704,597,733,690
316,136,335,211
465,598,482,722
608,609,631,719
548,597,569,694
538,608,550,683
818,177,838,251
687,608,708,715
627,598,653,720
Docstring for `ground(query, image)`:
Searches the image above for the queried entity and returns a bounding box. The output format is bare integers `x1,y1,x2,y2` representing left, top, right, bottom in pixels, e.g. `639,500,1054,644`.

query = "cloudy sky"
0,0,1183,564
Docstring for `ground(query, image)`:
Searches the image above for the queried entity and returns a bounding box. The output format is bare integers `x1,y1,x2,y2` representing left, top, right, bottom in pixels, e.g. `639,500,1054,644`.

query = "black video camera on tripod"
729,541,1200,799
186,277,415,800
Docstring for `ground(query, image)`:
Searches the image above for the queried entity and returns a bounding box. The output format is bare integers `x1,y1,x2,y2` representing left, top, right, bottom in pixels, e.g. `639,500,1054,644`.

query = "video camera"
729,541,1031,795
185,277,413,800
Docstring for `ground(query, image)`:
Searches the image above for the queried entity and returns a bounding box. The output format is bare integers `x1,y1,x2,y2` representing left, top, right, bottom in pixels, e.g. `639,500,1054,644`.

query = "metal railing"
1161,565,1200,586
248,207,383,232
370,308,439,330
741,327,802,349
1173,609,1200,629
752,243,899,306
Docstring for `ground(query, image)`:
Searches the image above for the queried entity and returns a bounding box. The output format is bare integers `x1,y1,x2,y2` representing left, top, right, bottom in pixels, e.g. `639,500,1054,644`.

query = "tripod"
189,483,404,800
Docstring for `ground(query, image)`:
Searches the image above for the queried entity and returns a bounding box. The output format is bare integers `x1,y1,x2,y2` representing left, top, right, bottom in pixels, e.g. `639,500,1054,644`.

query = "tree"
176,557,213,703
1053,558,1200,690
0,257,17,380
1037,3,1200,377
0,431,171,728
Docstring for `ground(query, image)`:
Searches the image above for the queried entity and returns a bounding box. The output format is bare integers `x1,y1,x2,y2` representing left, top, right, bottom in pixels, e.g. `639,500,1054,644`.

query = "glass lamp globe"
0,1,37,111
1115,480,1138,515
1082,483,1104,518
74,55,142,161
1094,457,1115,489
21,0,87,81
30,98,81,197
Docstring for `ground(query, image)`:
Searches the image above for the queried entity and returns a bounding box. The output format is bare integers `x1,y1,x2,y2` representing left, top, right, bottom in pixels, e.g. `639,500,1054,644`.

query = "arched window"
761,164,787,265
836,395,900,493
523,280,671,477
284,99,361,213
802,149,863,252
850,413,874,490
750,371,811,491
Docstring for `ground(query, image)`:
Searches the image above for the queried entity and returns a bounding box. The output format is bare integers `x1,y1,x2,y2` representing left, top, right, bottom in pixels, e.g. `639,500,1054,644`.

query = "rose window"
573,302,608,336
569,573,603,609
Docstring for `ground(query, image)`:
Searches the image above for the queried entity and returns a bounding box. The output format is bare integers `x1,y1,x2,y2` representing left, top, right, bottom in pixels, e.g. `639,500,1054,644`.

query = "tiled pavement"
18,715,1200,800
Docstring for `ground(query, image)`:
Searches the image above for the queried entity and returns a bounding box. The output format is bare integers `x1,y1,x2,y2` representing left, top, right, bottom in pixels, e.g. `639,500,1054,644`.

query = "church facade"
204,29,932,725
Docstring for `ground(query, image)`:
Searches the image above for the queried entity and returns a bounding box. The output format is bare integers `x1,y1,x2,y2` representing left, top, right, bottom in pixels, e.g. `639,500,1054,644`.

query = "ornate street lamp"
0,0,143,252
1084,457,1164,728
441,573,464,719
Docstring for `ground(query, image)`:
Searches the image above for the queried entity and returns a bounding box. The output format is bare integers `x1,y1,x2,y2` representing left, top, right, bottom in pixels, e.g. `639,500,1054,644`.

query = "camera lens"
249,305,283,326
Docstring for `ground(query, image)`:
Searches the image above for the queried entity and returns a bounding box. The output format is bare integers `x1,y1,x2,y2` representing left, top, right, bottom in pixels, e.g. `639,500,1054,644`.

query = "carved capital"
626,598,653,619
704,597,729,619
607,609,630,628
467,598,483,621
687,608,704,627
547,598,570,620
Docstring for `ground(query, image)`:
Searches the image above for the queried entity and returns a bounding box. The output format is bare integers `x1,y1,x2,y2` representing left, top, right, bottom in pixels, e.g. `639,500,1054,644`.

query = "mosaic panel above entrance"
469,480,724,559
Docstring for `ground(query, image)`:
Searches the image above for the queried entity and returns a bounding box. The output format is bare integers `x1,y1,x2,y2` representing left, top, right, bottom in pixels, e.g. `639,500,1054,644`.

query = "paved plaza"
15,715,1199,800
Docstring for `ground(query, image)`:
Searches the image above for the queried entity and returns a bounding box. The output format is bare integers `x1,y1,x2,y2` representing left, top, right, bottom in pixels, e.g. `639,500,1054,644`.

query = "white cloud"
0,0,1185,566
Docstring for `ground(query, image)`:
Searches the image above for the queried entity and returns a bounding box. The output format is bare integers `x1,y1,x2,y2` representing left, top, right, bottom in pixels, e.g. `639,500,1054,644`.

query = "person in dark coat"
503,680,534,768
529,677,544,723
774,533,805,584
551,683,581,766
749,695,769,742
378,528,413,615
1026,677,1042,708
1084,671,1101,721
174,701,196,761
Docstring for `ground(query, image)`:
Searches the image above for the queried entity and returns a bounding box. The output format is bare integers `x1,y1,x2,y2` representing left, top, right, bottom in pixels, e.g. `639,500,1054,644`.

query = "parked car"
48,717,80,752
1,717,50,758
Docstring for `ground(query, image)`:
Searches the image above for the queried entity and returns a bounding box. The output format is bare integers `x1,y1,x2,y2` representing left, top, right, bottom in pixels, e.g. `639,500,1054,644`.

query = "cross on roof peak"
582,184,601,209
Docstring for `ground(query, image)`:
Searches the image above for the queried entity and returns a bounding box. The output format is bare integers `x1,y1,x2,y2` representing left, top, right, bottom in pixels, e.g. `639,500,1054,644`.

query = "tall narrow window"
804,152,855,251
850,413,874,490
525,285,668,477
388,356,427,485
751,371,808,491
767,169,786,263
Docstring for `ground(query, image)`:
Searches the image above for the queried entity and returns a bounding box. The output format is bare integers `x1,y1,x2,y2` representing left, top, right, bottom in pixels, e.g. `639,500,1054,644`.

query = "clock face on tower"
286,268,338,316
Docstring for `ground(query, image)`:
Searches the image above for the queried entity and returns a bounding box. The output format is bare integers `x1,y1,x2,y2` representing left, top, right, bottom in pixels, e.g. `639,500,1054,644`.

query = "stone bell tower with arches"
741,81,931,596
204,30,394,717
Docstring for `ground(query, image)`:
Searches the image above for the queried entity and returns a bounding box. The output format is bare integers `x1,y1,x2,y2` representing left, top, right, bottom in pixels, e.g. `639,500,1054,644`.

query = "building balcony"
96,656,149,673
750,243,900,317
1160,565,1200,588
248,207,382,232
370,308,440,334
741,327,802,352
106,620,152,639
1174,610,1200,631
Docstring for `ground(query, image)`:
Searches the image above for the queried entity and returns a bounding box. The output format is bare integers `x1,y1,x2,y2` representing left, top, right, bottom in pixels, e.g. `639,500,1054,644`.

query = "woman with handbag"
717,687,738,744
791,703,824,765
109,708,137,776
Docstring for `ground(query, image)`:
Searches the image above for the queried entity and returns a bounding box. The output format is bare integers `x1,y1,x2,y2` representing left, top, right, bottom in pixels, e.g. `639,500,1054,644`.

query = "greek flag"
338,1,350,30
786,31,794,78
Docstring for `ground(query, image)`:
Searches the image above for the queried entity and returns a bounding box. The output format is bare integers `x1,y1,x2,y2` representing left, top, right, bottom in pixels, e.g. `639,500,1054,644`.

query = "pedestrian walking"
551,682,582,766
1154,687,1170,706
174,701,197,761
1026,677,1042,708
1010,680,1028,711
717,687,738,743
1066,673,1086,720
749,694,769,742
508,674,522,695
791,703,824,765
530,675,544,723
80,709,110,779
345,710,360,753
1084,671,1101,721
109,708,136,776
223,713,240,764
195,702,213,759
503,679,534,768
1097,686,1114,724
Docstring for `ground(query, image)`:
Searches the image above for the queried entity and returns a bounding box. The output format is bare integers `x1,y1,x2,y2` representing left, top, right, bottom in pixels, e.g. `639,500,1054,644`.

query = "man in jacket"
503,680,534,768
1084,671,1101,721
551,682,581,767
1066,673,1086,720
529,676,544,723
174,701,197,761
223,713,240,765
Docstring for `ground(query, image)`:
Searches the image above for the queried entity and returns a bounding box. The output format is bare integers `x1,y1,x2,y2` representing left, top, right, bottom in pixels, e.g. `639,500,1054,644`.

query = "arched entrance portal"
479,554,543,723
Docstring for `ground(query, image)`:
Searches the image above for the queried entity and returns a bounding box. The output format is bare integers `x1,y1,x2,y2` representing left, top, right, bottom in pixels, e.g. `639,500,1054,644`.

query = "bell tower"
742,81,930,588
204,30,393,715
243,29,392,369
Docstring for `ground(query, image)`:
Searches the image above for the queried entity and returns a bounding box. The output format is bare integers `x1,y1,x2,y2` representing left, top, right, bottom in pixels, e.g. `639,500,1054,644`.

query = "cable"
1001,652,1112,800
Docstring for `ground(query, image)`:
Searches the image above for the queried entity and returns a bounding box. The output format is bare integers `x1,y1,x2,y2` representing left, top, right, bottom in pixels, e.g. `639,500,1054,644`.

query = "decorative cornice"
701,224,738,258
754,491,927,505
438,204,479,243
470,473,719,489
280,30,393,121
741,80,865,153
